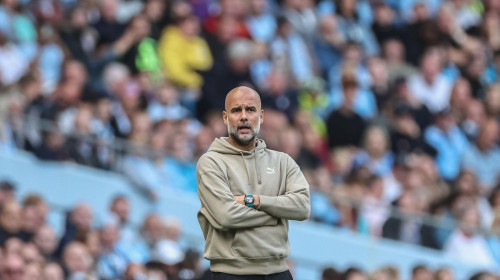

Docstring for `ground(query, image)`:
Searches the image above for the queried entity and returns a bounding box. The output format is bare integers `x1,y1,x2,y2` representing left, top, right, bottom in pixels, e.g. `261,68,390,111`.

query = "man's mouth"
238,125,252,133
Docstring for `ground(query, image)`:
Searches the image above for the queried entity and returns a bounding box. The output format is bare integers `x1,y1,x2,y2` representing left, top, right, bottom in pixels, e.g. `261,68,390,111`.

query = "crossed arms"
197,156,310,231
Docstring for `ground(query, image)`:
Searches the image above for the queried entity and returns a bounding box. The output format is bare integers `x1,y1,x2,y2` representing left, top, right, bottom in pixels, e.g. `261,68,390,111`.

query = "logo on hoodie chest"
266,167,275,174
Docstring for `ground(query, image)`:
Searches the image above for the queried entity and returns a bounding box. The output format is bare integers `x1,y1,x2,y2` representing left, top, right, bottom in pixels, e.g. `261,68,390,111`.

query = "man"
196,86,310,279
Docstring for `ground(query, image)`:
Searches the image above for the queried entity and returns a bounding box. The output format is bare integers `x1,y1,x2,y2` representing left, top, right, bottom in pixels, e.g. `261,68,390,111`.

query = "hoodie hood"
207,137,267,155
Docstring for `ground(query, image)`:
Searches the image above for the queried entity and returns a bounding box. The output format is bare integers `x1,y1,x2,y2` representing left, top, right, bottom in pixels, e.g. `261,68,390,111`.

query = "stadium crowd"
0,0,500,278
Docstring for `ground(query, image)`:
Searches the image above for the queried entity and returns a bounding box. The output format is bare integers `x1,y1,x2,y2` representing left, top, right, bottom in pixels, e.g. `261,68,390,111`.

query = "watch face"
244,196,254,204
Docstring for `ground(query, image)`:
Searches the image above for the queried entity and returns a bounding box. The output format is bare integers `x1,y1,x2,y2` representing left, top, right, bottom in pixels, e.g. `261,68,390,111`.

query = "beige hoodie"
196,137,310,275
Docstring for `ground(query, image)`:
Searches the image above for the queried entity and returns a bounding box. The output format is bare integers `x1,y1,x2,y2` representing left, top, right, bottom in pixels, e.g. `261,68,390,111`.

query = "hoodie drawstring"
240,151,262,186
240,152,252,188
254,150,261,184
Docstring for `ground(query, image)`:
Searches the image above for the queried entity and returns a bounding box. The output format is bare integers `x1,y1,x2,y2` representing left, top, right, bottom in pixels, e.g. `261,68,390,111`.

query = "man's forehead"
225,88,261,110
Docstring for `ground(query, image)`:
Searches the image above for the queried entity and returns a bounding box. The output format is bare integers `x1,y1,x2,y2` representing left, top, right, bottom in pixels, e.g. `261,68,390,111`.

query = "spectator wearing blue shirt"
335,0,379,56
313,15,345,79
246,0,276,43
462,118,500,191
424,108,469,181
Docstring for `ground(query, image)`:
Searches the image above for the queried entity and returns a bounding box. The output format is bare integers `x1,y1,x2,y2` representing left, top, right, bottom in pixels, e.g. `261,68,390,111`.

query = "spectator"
389,102,435,157
342,267,367,280
313,15,345,79
424,107,469,181
411,265,433,280
487,210,500,265
434,267,455,280
335,0,379,56
444,206,496,267
62,241,96,280
382,190,439,249
56,203,93,259
245,0,276,43
19,194,48,242
95,216,129,279
0,200,22,246
0,254,24,280
383,39,417,85
326,73,367,149
462,118,500,191
34,225,58,261
108,195,135,245
196,39,255,122
158,14,213,91
270,16,315,84
281,0,318,41
353,125,394,176
408,49,453,113
41,262,64,280
261,70,299,123
0,181,16,205
322,266,341,280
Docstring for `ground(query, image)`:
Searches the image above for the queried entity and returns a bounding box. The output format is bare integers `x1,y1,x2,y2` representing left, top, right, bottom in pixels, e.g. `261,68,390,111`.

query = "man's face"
223,90,264,148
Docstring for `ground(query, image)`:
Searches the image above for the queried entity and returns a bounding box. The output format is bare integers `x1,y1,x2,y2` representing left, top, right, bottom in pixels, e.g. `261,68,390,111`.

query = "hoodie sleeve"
258,155,311,221
197,156,278,231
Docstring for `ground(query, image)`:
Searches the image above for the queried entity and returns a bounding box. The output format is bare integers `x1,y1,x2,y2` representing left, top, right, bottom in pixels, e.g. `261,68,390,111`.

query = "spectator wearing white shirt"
408,49,453,113
444,206,496,267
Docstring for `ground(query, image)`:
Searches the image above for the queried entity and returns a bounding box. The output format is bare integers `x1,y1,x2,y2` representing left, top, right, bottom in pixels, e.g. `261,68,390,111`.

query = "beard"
228,118,261,148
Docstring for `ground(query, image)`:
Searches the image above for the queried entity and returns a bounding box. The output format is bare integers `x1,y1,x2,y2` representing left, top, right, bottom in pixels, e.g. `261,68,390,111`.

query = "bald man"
196,87,310,279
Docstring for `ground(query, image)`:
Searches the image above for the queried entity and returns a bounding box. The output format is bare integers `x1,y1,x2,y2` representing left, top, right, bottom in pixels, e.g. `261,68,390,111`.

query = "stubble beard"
228,118,261,148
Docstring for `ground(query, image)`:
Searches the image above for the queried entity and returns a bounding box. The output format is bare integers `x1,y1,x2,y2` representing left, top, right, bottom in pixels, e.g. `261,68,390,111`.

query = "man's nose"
240,110,248,120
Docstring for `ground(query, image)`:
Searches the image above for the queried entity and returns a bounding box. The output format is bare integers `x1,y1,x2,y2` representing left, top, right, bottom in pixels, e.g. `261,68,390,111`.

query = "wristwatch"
244,194,254,208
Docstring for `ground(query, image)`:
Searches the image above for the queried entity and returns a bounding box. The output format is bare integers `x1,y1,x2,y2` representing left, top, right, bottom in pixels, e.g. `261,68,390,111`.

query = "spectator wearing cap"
462,118,500,191
423,106,469,181
326,72,367,149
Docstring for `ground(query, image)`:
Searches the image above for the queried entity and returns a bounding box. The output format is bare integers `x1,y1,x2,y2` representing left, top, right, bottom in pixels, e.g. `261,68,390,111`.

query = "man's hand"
234,195,260,208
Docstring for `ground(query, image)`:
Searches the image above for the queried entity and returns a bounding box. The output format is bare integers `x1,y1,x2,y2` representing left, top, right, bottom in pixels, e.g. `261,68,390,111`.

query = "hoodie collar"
207,137,266,155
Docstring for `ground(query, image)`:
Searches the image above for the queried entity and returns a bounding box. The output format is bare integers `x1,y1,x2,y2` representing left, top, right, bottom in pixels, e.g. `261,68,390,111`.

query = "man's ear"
260,109,264,124
223,111,228,125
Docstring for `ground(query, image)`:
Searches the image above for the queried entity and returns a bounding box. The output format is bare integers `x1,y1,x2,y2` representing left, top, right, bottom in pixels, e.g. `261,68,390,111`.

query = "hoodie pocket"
231,222,289,259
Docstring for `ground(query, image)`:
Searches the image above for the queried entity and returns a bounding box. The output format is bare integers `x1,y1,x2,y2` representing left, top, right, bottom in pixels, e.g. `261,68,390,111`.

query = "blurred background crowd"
0,0,500,278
